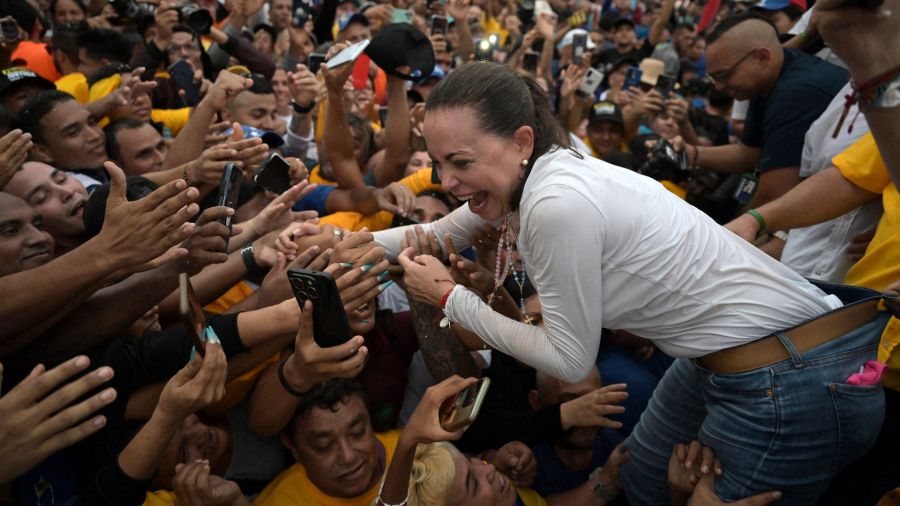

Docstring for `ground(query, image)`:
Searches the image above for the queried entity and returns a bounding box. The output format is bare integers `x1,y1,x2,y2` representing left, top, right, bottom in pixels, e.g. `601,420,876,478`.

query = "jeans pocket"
829,383,885,473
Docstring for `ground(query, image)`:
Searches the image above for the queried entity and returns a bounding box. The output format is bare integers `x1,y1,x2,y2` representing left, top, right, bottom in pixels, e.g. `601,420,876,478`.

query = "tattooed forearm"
407,298,481,381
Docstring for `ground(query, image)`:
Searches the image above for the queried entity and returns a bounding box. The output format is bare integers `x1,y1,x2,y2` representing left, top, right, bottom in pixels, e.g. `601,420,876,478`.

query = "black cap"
614,17,636,29
364,23,435,81
588,100,624,125
0,67,54,97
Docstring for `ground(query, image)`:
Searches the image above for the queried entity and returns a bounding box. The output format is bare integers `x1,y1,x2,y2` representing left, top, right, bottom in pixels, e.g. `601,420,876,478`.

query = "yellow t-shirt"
55,72,88,104
517,487,549,506
253,430,402,506
151,108,191,136
143,490,175,506
204,280,255,314
833,132,900,388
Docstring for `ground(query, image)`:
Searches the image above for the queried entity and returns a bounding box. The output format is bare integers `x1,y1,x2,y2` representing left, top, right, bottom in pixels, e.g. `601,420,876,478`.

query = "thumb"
294,299,314,348
174,353,204,384
229,122,244,141
104,161,127,208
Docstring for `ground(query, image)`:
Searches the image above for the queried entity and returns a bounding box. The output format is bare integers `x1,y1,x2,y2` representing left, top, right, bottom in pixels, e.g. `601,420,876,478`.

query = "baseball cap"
365,23,435,81
338,12,369,32
557,28,598,50
588,101,624,125
415,65,446,85
639,58,665,86
224,125,285,148
614,17,636,30
752,0,807,11
0,66,54,97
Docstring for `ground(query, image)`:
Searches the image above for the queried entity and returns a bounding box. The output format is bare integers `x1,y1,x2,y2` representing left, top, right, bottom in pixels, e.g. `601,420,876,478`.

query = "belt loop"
776,332,804,368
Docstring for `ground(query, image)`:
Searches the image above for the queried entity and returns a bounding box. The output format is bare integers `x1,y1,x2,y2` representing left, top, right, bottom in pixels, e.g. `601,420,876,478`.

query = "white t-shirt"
374,148,840,381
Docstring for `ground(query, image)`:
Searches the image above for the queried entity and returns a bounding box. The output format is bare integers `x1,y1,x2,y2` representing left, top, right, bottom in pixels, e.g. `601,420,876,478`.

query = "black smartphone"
474,39,494,62
430,15,448,36
287,268,353,348
216,163,243,245
656,74,675,98
179,273,207,357
523,52,539,72
168,59,201,106
0,17,19,42
430,166,441,184
571,33,587,65
307,53,326,74
254,152,292,194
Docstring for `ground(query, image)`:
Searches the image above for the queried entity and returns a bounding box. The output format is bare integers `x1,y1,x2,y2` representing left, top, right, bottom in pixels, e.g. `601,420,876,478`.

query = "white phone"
326,39,371,68
576,67,604,100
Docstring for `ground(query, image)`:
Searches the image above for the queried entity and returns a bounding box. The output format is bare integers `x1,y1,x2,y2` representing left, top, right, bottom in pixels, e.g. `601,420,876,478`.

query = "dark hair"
88,62,133,86
0,0,41,36
707,11,776,45
16,90,74,144
253,23,279,44
416,189,454,210
0,105,14,133
248,73,274,95
49,0,87,20
77,28,133,65
782,4,805,21
105,117,147,164
286,379,367,436
426,62,568,211
675,22,695,33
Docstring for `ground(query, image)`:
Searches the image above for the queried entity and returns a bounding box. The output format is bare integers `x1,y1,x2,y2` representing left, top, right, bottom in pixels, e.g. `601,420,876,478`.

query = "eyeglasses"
706,49,757,85
166,43,201,55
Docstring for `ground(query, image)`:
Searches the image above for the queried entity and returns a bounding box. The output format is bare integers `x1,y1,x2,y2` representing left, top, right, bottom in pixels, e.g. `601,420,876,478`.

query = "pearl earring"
521,159,528,166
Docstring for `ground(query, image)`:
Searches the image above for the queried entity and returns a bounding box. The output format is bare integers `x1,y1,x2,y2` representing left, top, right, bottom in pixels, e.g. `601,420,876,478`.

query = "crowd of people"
0,0,898,503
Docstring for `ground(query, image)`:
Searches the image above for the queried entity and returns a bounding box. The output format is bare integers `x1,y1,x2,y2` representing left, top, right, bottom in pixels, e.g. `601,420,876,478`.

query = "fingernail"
379,280,395,291
75,356,89,368
701,465,709,473
97,366,113,379
361,263,374,272
773,492,782,499
378,271,390,281
339,262,353,268
100,388,116,401
93,416,107,428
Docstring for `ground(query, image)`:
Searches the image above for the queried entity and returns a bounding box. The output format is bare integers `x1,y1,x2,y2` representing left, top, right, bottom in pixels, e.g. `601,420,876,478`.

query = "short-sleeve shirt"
741,48,848,174
593,39,654,71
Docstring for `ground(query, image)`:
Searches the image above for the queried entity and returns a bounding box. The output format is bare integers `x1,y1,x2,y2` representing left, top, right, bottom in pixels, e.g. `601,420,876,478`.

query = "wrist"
745,208,766,236
282,357,314,394
559,401,573,430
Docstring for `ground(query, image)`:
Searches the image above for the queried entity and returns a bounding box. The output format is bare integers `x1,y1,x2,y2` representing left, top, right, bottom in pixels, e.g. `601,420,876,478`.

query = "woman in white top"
373,62,889,504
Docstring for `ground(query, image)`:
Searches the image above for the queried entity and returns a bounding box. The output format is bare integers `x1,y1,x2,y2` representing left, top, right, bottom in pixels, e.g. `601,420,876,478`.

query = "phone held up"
179,273,207,357
254,152,292,194
441,377,491,431
287,268,353,348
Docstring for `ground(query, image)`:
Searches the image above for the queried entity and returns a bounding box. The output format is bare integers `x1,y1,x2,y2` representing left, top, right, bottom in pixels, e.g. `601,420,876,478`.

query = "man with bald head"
681,12,847,214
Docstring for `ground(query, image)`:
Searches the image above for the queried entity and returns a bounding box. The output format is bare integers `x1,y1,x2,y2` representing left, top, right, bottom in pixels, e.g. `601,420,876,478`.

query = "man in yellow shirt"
254,379,400,505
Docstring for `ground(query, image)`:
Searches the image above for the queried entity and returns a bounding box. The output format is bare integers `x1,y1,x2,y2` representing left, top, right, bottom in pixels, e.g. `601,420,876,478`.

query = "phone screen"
623,66,643,91
430,15,448,35
168,59,201,106
255,153,292,194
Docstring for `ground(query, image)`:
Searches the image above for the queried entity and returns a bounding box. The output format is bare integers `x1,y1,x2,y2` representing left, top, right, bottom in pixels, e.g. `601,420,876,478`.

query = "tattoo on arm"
408,298,481,381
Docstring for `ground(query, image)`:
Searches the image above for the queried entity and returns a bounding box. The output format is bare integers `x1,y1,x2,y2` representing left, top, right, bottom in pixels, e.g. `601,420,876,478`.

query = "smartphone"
440,377,491,431
327,39,371,68
216,162,243,242
179,273,207,357
391,214,421,228
523,52,539,72
307,53,326,74
0,17,19,42
168,59,201,106
622,66,642,91
571,33,587,65
656,74,675,98
254,152,292,194
430,15,448,35
474,39,494,62
287,268,353,348
576,67,604,100
392,7,414,24
352,55,370,90
430,166,441,184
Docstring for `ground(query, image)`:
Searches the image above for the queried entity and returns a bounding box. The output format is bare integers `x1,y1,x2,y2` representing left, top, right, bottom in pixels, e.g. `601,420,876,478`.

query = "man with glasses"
681,12,846,218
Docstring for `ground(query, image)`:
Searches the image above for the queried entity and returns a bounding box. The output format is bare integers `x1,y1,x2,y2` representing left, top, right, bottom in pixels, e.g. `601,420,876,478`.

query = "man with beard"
527,369,626,497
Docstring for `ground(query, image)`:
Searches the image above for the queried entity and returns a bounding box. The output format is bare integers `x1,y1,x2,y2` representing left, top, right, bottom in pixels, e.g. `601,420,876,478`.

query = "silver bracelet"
376,481,408,506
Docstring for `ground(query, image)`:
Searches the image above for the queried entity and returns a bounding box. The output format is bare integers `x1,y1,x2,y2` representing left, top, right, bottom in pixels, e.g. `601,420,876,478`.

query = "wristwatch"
589,467,620,501
241,245,265,274
291,100,316,114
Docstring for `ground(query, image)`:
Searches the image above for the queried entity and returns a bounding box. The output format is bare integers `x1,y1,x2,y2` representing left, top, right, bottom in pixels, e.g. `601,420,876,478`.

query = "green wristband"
745,209,766,234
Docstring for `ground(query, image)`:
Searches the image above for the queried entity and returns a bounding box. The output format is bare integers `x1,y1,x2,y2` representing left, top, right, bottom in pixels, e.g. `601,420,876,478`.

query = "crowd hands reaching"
0,0,897,502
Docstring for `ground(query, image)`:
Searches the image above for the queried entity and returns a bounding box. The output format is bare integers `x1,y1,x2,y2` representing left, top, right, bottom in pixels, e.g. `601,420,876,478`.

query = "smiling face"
286,395,383,498
424,107,531,221
154,414,232,490
5,162,88,244
0,193,55,276
446,453,517,505
112,123,168,175
33,99,107,170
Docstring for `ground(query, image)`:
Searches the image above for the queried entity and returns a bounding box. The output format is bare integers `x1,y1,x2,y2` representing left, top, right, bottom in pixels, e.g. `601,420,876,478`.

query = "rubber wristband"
439,285,456,309
277,359,308,398
745,209,766,234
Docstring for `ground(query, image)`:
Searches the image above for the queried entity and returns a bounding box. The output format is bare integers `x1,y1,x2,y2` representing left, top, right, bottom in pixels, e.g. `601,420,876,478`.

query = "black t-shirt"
741,48,848,174
593,39,654,71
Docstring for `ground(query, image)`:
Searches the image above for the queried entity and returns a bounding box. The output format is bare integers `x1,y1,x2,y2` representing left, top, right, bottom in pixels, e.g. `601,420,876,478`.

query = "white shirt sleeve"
445,185,605,383
372,202,496,258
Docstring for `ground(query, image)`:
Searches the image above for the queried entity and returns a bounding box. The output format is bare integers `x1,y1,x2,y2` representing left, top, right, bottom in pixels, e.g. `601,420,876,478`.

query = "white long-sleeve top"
374,148,841,382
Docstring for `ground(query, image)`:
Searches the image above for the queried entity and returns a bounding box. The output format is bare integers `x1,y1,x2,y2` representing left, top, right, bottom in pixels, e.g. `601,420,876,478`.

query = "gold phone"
440,378,491,431
179,273,207,357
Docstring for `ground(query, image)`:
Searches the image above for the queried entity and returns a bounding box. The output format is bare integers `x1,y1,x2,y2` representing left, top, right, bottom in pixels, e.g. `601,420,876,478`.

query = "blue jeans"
620,282,889,505
596,344,674,436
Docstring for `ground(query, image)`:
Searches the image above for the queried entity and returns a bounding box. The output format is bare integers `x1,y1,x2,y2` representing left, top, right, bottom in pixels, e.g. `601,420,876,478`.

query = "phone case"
216,164,244,247
255,153,292,194
441,378,491,431
168,60,201,106
287,268,353,348
577,68,603,99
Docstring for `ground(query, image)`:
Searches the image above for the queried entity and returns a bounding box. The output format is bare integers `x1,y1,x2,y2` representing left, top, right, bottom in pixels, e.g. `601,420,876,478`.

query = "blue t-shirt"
741,48,848,174
530,429,625,497
291,184,335,216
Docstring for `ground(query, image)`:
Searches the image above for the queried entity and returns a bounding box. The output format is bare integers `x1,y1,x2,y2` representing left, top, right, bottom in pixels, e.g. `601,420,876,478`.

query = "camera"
474,38,494,62
108,0,155,21
637,138,691,183
175,4,213,35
